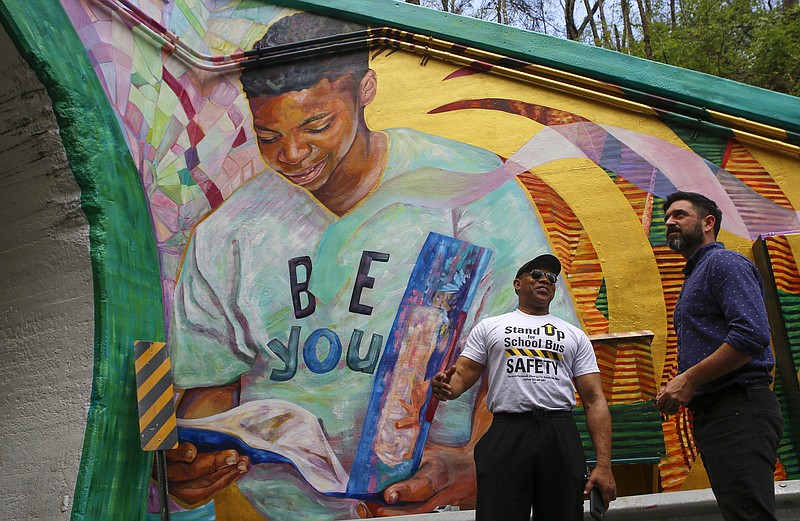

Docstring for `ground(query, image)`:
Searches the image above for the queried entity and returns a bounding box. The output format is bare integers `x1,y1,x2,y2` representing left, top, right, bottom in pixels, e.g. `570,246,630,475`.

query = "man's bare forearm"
586,401,613,467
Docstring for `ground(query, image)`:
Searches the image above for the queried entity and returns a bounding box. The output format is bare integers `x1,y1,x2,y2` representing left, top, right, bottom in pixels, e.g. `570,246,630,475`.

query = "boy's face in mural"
248,69,384,213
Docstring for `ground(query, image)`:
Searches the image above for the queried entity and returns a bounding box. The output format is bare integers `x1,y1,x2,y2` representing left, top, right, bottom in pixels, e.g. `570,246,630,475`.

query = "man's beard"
667,221,704,255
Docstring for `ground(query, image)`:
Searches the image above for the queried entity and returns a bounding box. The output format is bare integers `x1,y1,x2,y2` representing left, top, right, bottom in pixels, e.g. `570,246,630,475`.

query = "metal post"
155,450,171,521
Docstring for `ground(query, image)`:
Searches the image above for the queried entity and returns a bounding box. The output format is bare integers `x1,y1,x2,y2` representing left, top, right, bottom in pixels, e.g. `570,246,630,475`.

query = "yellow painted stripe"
134,341,164,373
138,384,175,430
143,413,178,451
534,160,668,377
137,357,171,399
731,129,800,155
707,109,788,141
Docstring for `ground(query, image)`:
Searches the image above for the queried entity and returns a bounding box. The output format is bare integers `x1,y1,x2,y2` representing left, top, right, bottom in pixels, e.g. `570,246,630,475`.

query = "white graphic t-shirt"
461,309,599,412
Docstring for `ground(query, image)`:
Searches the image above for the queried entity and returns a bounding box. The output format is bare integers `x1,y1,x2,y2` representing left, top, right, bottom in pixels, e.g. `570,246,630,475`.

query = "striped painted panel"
134,340,178,451
652,244,691,491
518,172,609,335
575,402,665,465
659,408,698,491
765,236,800,478
588,331,656,404
722,140,794,209
765,235,800,295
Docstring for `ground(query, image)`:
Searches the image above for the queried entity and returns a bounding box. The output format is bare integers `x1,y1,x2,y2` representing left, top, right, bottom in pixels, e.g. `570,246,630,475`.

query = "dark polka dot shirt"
674,242,774,396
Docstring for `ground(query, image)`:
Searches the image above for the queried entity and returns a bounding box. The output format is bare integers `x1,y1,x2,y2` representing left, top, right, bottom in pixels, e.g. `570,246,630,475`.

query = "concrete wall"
0,24,93,521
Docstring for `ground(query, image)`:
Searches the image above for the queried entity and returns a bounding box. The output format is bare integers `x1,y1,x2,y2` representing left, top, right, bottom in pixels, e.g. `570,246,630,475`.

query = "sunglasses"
530,269,557,284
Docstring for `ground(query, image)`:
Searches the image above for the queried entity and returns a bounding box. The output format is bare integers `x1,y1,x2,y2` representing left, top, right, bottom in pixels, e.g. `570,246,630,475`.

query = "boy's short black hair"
240,12,369,99
663,191,723,238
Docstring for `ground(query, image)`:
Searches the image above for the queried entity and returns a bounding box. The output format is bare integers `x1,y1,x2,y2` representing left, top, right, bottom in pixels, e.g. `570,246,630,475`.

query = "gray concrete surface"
0,23,94,521
353,480,800,521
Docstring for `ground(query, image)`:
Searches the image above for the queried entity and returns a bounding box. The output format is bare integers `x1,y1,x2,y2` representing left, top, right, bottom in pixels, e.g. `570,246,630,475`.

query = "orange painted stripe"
143,413,178,451
138,357,171,399
138,384,176,430
134,341,163,373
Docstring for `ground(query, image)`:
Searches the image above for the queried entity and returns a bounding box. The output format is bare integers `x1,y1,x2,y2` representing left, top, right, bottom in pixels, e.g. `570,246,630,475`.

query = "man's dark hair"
663,191,723,238
240,12,369,99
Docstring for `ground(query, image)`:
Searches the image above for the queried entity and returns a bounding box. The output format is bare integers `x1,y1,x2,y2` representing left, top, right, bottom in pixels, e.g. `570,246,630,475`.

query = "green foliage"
415,0,800,96
645,0,759,83
750,7,800,96
606,0,800,96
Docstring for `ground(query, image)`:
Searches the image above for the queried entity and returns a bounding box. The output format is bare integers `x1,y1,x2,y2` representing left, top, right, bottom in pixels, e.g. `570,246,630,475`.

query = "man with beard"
655,191,783,521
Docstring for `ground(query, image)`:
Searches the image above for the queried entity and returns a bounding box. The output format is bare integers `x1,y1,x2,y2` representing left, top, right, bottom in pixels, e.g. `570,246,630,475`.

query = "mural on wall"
46,0,800,519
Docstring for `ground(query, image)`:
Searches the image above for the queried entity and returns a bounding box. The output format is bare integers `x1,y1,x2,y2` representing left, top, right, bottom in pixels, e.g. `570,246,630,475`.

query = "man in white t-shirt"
432,254,617,520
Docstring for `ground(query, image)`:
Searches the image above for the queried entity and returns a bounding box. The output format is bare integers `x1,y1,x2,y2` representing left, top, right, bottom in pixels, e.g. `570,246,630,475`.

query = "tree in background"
410,0,563,34
405,0,800,96
749,2,800,95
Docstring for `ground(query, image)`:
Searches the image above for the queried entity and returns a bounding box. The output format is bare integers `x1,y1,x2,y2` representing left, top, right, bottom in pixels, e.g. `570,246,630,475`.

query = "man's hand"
160,441,250,506
431,367,456,401
656,343,754,415
584,464,616,508
431,357,484,403
655,373,697,415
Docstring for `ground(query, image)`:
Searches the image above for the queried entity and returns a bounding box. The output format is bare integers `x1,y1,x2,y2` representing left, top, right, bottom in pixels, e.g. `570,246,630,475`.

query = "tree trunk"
621,0,634,53
575,1,604,40
636,0,653,59
497,0,506,24
583,0,602,45
565,0,580,40
784,0,799,11
532,0,551,35
598,0,613,49
670,0,677,29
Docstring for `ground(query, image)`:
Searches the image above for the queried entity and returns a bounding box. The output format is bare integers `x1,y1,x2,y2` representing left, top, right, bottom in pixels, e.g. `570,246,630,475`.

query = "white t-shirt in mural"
461,309,599,413
169,128,580,519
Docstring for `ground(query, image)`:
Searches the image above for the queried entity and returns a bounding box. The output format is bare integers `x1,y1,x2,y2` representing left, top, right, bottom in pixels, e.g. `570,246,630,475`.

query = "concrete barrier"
598,480,800,520
351,480,800,520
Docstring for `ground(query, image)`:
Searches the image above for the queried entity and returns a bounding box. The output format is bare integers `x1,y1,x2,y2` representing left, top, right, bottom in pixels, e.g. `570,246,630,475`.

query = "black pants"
690,383,784,521
474,411,586,521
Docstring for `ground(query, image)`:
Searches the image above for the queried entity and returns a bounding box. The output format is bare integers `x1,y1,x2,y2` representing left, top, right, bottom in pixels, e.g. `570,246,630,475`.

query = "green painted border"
0,1,162,520
272,0,800,135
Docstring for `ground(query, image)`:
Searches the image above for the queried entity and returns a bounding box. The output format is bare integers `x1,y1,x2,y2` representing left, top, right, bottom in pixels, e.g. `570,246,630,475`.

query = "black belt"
688,381,771,412
493,410,572,420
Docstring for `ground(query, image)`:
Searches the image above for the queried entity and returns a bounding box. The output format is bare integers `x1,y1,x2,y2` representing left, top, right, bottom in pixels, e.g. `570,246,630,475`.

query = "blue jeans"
690,383,784,521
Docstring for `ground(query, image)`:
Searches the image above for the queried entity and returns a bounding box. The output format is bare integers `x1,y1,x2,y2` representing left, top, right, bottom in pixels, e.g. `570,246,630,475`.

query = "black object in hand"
589,488,606,520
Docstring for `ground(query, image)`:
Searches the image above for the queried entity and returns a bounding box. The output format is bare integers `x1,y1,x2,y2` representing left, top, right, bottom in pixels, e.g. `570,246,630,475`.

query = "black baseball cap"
515,254,562,279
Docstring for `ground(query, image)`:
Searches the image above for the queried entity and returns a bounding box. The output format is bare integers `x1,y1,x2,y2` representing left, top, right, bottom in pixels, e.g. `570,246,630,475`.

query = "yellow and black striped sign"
504,348,563,362
134,340,178,451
